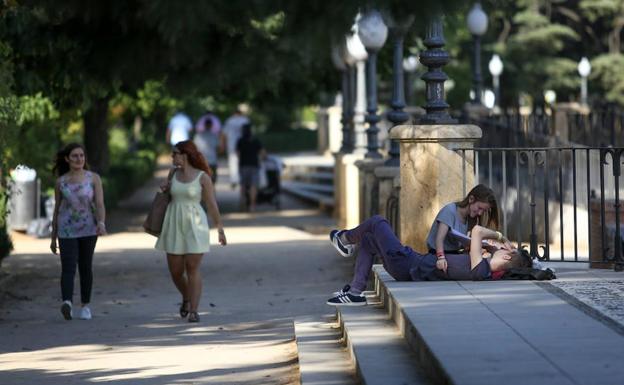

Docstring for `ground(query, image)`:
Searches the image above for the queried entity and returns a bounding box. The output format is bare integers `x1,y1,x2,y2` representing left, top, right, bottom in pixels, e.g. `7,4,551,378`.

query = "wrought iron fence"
460,105,624,148
568,106,624,147
456,146,623,271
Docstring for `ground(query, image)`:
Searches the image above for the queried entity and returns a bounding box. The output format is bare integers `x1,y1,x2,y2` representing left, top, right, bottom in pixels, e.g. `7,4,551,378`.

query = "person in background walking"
236,123,265,212
166,112,193,146
50,143,106,320
222,106,250,189
193,111,221,184
156,140,227,323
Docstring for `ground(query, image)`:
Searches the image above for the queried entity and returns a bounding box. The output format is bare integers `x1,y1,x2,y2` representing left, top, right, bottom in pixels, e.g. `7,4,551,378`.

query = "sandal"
179,300,190,318
188,311,200,323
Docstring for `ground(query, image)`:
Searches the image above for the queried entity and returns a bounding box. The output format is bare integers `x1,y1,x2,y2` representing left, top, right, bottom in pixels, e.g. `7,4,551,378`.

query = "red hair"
175,140,212,176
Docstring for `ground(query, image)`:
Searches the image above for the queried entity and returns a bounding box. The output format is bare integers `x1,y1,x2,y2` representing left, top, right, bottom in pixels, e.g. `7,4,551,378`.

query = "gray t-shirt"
426,202,468,251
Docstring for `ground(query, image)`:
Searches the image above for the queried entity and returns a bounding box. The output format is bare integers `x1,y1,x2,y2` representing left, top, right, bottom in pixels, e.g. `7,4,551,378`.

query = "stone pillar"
389,124,482,251
375,166,400,218
334,152,366,229
317,104,342,155
355,159,385,221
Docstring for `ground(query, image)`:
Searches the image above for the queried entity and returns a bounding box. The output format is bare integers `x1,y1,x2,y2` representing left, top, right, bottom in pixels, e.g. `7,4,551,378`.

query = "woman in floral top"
50,143,106,321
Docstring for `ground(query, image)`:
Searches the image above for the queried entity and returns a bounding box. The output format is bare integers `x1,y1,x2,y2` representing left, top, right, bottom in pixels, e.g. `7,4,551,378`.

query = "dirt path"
0,158,352,385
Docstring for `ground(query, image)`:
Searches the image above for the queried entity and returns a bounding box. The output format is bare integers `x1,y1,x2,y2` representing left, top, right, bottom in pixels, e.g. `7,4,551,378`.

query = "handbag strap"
167,168,177,181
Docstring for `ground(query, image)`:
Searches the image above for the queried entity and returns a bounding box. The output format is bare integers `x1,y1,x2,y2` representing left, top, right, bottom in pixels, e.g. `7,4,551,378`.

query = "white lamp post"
467,3,488,104
346,31,368,153
357,9,388,159
488,53,503,110
577,57,591,106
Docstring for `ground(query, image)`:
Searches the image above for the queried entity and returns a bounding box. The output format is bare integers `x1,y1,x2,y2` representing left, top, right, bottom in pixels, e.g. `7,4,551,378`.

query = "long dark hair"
175,140,212,176
53,143,89,176
456,184,500,230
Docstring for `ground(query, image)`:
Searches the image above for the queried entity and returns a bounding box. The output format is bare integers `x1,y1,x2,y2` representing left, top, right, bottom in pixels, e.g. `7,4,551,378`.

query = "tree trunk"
83,96,110,174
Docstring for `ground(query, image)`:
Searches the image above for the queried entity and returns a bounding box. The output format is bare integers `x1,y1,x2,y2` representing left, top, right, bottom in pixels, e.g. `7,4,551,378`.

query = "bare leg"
167,254,189,302
248,185,257,212
184,254,203,312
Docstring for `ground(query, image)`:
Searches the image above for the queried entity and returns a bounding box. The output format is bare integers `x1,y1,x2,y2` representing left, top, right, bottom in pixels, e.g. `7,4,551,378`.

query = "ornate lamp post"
466,3,488,105
357,10,388,159
419,14,456,124
402,55,419,107
346,31,368,153
385,15,414,166
488,54,503,110
577,57,591,106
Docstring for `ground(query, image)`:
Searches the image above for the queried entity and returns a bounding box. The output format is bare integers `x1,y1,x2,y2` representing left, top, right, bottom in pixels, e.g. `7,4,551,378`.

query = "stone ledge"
389,124,482,143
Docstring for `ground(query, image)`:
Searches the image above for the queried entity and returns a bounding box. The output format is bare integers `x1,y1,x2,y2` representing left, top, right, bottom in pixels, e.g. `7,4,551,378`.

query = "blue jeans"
344,215,437,292
58,236,97,304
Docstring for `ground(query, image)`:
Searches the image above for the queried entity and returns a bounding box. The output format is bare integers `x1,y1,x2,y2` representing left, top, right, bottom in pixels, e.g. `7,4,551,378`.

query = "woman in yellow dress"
156,140,227,322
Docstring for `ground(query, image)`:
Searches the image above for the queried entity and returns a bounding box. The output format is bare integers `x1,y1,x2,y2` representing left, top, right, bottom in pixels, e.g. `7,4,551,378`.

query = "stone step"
287,171,334,183
294,316,357,385
281,181,334,209
338,303,431,385
371,265,624,385
282,181,334,194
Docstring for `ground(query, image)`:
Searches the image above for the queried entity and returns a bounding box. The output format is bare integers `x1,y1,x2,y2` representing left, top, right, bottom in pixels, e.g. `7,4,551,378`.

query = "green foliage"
591,53,624,104
257,128,317,153
103,127,158,208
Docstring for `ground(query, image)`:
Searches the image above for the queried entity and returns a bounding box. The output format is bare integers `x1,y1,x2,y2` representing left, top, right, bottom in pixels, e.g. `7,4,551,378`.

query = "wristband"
98,221,106,227
496,231,503,241
436,251,446,260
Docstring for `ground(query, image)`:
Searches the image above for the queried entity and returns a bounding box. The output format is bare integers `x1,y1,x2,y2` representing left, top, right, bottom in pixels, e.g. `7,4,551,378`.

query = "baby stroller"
256,155,283,209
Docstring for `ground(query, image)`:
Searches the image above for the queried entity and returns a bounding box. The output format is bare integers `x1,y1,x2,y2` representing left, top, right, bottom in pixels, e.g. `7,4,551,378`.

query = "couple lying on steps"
326,214,531,306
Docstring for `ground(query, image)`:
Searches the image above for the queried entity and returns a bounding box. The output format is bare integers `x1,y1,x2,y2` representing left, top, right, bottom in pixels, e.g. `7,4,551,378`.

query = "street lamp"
346,31,368,154
357,9,388,159
577,57,591,106
402,55,419,107
331,40,354,153
466,3,488,104
488,53,503,110
385,14,414,166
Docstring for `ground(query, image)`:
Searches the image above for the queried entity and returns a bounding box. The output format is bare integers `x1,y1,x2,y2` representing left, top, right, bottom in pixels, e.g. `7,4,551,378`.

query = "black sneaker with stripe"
326,291,366,306
329,229,354,258
332,284,351,296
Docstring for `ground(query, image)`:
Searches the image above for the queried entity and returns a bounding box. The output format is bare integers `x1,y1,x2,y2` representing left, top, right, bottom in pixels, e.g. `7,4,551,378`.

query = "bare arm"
434,222,450,254
469,226,510,269
200,173,226,245
434,222,450,273
92,173,107,235
50,180,61,254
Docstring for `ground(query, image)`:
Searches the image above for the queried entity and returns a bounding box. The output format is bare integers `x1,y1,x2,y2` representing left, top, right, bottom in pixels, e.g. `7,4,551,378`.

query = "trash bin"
8,165,40,231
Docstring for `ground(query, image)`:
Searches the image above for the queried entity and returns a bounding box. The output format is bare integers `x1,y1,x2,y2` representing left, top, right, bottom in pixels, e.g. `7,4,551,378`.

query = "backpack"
501,267,556,280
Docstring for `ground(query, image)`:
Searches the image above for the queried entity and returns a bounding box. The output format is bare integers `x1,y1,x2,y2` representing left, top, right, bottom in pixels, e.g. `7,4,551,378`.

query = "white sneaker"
78,306,92,320
61,300,73,320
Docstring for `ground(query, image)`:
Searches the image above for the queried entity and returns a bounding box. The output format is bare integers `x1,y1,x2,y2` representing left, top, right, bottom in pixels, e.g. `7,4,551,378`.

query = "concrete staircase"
294,269,433,385
281,155,334,211
294,265,624,385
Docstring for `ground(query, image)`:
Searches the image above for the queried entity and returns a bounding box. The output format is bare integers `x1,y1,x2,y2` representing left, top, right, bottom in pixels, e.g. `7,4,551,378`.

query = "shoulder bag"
143,169,175,236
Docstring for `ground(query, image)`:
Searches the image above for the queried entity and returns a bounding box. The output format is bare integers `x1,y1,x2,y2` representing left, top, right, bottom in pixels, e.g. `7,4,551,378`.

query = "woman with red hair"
156,140,227,322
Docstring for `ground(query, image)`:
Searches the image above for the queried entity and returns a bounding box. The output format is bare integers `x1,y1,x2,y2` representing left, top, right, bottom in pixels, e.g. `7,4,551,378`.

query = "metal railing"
456,146,623,270
460,106,624,148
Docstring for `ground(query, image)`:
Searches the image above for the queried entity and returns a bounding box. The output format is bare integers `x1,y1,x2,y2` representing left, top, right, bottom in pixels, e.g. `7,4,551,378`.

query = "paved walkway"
0,157,352,385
